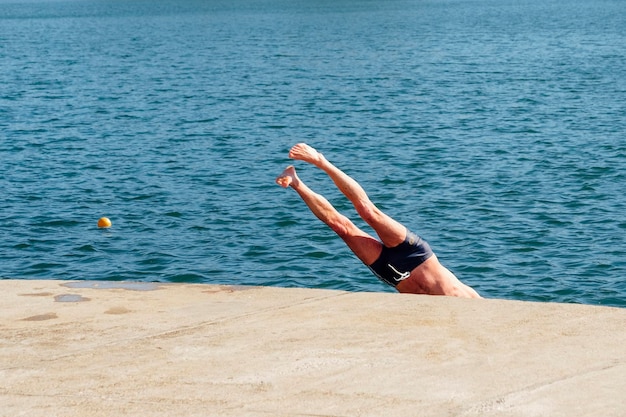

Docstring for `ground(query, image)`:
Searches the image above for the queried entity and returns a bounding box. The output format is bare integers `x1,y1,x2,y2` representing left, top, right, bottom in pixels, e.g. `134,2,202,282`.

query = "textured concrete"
0,280,624,417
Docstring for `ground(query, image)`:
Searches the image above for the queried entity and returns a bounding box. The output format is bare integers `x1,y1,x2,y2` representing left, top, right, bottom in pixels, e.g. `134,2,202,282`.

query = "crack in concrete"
459,360,624,415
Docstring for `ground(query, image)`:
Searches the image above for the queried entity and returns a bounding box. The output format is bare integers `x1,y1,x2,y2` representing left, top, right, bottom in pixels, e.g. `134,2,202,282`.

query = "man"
276,143,481,298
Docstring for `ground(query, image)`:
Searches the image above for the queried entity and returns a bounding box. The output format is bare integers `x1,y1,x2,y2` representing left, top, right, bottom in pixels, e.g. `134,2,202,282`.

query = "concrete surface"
0,280,624,417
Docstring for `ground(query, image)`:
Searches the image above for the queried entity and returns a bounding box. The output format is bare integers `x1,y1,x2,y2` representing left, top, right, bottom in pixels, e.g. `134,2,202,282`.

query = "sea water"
1,0,625,307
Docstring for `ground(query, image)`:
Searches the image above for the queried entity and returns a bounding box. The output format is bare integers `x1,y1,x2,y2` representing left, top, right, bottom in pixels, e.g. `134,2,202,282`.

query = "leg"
288,143,406,247
276,166,382,265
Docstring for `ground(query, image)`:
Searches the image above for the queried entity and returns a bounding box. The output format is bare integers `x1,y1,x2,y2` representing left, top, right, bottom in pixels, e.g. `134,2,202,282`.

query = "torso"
396,255,481,298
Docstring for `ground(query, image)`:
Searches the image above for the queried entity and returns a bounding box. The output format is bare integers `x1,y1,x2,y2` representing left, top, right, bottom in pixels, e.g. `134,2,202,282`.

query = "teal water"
1,0,625,307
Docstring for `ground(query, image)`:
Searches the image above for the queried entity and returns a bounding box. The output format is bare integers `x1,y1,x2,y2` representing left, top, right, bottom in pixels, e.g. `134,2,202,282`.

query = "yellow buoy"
97,217,112,228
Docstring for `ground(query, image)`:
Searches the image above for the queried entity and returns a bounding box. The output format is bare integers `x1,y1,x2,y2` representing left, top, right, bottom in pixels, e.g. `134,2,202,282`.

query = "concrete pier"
1,280,624,416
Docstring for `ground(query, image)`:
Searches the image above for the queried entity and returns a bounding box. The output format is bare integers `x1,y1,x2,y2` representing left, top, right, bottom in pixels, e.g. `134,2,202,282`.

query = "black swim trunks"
367,230,434,287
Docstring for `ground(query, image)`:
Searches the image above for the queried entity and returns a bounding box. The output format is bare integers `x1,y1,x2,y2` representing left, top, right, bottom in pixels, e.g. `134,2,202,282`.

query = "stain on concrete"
22,313,58,321
63,281,161,291
20,292,54,297
54,294,90,303
203,287,235,294
105,306,132,315
203,285,257,294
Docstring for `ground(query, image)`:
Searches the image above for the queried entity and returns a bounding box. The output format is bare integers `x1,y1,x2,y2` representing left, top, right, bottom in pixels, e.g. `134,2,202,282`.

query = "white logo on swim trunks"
388,264,410,282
